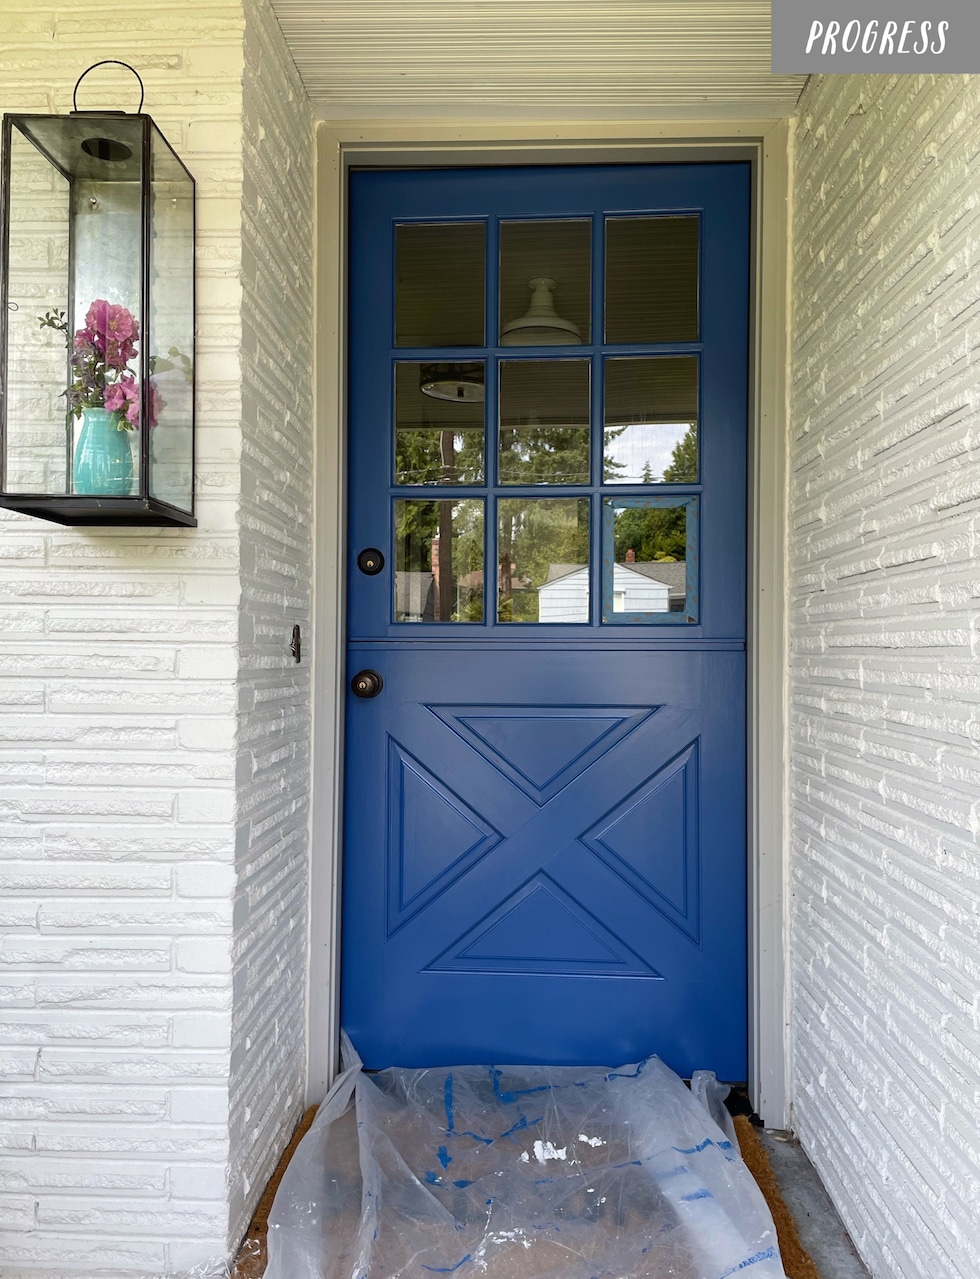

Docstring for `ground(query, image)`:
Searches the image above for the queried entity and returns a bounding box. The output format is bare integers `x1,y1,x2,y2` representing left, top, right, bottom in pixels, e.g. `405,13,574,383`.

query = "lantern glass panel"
69,119,143,497
4,125,71,493
148,125,194,514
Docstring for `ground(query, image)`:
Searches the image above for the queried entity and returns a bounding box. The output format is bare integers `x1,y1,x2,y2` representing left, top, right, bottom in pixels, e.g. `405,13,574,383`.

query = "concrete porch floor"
240,1108,872,1279
760,1130,870,1279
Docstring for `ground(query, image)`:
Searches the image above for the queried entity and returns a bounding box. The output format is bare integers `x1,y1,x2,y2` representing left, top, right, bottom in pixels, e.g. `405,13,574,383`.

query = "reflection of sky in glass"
604,422,692,484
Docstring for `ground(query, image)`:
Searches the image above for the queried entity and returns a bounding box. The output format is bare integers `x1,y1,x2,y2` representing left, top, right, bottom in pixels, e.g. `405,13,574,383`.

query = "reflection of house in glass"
539,557,686,623
396,532,483,622
394,570,435,621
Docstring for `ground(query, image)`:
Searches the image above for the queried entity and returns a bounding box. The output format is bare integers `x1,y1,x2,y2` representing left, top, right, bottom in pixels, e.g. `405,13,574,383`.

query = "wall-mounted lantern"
0,62,195,526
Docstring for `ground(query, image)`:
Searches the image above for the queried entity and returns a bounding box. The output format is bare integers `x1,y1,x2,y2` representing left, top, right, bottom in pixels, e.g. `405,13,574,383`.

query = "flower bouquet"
39,300,187,495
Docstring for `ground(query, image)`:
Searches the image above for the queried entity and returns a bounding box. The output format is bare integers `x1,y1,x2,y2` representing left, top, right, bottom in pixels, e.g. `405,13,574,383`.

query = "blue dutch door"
343,164,749,1079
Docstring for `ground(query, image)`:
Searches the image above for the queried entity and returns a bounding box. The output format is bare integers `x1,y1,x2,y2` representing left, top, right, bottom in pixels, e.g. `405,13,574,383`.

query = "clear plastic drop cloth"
264,1036,786,1279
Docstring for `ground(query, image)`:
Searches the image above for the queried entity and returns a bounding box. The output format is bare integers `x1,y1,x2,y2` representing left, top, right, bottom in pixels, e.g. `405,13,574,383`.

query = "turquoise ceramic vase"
73,408,134,496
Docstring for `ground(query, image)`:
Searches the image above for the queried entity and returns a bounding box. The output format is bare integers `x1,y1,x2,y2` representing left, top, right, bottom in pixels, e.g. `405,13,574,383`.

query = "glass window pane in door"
499,360,590,485
605,216,699,343
395,222,485,347
603,356,698,483
394,499,484,622
498,498,590,623
395,362,484,485
499,220,590,345
604,496,698,623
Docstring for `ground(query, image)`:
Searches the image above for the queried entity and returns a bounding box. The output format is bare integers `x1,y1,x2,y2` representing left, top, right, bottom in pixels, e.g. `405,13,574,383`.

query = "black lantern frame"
0,79,196,527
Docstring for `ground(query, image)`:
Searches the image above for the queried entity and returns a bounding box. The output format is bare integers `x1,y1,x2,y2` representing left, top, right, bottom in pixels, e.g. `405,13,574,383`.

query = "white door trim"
307,120,793,1127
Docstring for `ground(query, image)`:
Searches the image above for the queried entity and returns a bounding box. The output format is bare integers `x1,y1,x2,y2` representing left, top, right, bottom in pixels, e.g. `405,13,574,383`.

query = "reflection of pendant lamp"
419,361,485,402
501,277,581,346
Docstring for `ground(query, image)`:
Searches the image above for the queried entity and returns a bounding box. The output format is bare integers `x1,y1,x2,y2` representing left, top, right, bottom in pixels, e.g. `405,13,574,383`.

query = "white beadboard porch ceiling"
269,0,806,121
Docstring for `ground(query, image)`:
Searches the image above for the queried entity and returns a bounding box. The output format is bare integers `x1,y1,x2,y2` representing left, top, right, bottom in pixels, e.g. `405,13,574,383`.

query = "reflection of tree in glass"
612,424,695,562
394,499,484,621
500,424,592,485
395,427,484,485
662,422,697,482
498,499,589,622
451,500,485,620
602,425,630,482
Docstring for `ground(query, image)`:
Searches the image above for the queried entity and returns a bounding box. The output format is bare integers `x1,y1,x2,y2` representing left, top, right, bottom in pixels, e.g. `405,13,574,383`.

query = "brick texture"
227,0,314,1249
791,74,980,1279
0,2,314,1274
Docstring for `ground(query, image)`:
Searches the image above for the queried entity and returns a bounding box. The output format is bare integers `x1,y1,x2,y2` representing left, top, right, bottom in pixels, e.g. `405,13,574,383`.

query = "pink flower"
85,299,138,344
105,335,137,370
147,380,165,429
103,375,140,428
44,297,165,428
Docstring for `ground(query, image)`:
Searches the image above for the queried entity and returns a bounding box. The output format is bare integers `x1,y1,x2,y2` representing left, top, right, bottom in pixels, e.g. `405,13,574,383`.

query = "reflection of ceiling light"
501,277,582,346
419,362,485,402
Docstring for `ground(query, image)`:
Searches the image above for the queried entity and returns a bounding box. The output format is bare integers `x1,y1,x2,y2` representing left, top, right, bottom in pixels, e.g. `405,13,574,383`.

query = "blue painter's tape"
489,1067,553,1106
422,1254,472,1274
604,1060,647,1081
444,1075,455,1133
497,1113,542,1142
718,1246,779,1278
673,1138,713,1154
461,1130,494,1146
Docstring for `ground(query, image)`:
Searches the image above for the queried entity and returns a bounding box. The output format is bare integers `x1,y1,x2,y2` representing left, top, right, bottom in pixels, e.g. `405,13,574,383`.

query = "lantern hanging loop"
72,60,145,115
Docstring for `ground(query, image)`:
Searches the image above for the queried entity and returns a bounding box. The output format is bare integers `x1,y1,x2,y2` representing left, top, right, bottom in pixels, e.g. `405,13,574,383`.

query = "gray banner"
772,0,980,72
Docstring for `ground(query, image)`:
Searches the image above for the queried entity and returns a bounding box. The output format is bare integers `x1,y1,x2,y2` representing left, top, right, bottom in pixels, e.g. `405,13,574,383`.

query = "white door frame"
307,119,793,1127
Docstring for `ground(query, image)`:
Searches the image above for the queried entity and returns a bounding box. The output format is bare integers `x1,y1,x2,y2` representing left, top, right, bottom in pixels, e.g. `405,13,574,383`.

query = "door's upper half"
348,164,750,643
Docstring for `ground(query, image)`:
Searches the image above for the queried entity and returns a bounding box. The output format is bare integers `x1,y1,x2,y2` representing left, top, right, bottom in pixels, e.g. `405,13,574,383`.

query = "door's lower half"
341,161,750,1078
342,645,746,1077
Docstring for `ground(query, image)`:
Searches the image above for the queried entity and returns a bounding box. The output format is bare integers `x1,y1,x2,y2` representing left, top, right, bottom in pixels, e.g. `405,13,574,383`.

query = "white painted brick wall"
227,0,314,1246
0,2,314,1274
791,74,980,1279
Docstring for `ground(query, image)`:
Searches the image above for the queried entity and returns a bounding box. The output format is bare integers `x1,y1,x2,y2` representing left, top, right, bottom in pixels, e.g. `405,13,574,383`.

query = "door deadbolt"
357,548,385,575
351,669,384,699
